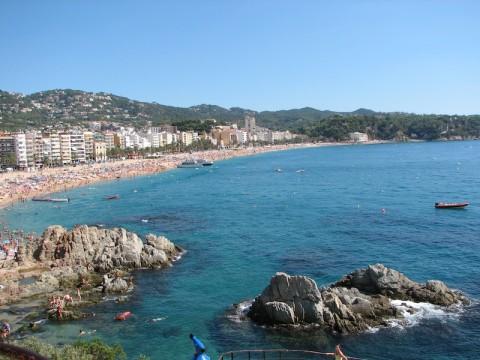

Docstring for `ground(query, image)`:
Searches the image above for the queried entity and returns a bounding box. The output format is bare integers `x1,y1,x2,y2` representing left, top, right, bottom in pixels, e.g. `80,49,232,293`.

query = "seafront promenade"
0,143,343,210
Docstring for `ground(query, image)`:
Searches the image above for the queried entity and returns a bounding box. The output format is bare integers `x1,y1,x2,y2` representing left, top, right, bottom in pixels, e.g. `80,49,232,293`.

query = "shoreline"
0,141,385,211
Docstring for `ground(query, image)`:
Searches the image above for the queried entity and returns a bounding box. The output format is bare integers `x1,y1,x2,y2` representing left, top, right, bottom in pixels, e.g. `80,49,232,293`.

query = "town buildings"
349,132,369,142
0,134,16,166
0,115,300,169
94,141,107,162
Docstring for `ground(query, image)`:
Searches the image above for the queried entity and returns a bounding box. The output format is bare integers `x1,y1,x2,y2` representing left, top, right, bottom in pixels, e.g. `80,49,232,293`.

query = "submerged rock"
247,264,468,334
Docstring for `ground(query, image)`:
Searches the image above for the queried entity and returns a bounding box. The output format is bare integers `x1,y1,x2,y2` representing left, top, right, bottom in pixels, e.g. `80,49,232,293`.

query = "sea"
1,141,480,360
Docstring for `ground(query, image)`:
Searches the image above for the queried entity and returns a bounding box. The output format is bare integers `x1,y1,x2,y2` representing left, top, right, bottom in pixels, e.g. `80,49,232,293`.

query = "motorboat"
197,159,214,166
105,195,120,200
177,159,214,168
435,202,469,209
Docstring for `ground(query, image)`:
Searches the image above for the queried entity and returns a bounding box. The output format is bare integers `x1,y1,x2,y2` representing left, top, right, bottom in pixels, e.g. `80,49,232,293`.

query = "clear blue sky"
1,0,479,114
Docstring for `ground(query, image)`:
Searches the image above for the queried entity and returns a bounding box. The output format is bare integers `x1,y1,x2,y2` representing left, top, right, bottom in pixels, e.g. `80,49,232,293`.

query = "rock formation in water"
247,264,468,334
0,225,183,306
26,225,180,271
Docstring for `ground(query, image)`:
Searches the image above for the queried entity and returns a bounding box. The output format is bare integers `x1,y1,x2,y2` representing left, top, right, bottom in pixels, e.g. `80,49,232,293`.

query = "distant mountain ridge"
0,88,378,130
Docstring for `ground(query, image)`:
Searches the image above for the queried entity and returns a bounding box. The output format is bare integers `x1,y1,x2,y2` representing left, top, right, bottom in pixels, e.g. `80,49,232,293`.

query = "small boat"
178,160,200,168
177,159,214,168
49,198,70,203
105,195,120,200
198,159,214,166
115,311,132,321
32,197,69,203
435,202,469,209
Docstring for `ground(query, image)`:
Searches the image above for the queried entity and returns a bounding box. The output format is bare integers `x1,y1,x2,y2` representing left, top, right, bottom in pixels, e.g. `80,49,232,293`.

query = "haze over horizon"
1,0,479,114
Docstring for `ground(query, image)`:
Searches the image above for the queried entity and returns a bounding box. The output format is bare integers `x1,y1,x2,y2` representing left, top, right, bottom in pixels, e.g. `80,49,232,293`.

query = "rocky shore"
247,264,469,334
0,225,182,308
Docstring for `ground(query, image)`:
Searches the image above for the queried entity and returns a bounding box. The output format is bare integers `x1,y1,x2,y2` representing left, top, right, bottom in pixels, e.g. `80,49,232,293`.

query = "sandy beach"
0,142,355,211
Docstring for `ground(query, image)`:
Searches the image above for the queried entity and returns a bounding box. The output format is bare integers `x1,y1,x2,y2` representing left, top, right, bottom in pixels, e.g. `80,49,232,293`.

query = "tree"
0,152,16,167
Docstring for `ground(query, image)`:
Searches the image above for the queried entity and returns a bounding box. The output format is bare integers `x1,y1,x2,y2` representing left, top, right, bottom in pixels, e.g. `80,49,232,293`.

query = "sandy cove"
0,142,352,210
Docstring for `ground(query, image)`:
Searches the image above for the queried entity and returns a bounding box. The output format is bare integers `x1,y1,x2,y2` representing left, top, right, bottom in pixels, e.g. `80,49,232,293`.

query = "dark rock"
247,264,469,334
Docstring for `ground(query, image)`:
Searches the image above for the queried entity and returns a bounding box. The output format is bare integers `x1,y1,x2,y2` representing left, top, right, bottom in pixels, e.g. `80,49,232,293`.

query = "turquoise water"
2,141,480,359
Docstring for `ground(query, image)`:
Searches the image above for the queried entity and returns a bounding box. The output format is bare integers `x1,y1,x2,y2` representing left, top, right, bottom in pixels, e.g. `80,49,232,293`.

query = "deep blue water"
2,141,480,359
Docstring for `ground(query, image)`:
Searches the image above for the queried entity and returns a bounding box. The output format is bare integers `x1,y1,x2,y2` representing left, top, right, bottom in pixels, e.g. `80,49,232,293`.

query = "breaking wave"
226,300,253,323
386,300,464,330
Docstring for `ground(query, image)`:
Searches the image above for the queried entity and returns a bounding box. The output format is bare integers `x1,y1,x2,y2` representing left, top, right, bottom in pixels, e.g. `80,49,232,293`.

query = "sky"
1,0,479,114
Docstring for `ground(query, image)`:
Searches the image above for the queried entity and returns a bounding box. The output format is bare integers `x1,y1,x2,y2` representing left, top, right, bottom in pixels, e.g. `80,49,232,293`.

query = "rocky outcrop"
0,225,183,306
334,264,468,306
102,274,130,293
28,225,181,272
248,264,468,334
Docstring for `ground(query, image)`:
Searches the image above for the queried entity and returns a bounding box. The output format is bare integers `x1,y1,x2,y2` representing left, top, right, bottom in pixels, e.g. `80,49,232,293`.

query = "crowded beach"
0,143,336,211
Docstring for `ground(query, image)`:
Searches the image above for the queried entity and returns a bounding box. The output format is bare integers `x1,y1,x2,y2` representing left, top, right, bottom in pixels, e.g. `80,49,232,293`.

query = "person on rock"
0,322,11,340
190,333,210,360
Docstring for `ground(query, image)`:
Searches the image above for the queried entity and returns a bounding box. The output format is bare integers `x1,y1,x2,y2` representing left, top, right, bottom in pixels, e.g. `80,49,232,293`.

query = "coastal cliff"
247,264,468,334
0,225,182,306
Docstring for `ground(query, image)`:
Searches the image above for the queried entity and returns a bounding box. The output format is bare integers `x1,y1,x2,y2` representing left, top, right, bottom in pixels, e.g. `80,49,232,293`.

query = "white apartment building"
161,131,176,146
70,132,86,163
40,137,52,165
180,131,198,146
180,131,193,146
84,131,94,160
171,133,179,145
33,132,47,167
349,132,369,142
138,137,151,149
60,133,72,165
14,133,27,168
104,132,115,150
25,132,36,167
147,133,161,148
236,130,248,144
49,132,61,164
271,131,293,143
256,129,272,143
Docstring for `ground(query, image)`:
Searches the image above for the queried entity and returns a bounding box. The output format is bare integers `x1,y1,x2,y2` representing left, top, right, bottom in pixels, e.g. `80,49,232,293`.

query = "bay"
2,141,480,359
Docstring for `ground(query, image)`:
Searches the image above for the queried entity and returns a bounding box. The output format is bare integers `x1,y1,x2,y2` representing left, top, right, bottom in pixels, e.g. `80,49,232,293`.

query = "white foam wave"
151,316,167,322
173,251,185,262
387,300,462,329
227,300,253,323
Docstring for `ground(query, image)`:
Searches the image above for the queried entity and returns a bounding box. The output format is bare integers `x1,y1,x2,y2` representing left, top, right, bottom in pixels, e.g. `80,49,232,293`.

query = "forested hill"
1,89,480,141
0,89,364,129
